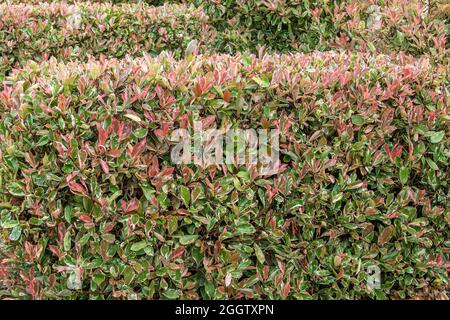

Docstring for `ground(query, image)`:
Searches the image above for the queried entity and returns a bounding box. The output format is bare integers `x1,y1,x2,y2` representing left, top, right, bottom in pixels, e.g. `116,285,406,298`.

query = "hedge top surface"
0,1,203,19
1,0,448,68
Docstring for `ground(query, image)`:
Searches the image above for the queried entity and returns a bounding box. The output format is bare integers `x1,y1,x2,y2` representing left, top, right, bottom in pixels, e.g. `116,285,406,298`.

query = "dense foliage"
2,1,448,76
0,2,209,76
0,0,449,300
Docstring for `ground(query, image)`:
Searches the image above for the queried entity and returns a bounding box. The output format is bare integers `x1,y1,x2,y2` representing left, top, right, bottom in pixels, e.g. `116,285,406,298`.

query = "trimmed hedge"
198,0,449,56
0,51,448,299
1,1,448,78
0,2,211,77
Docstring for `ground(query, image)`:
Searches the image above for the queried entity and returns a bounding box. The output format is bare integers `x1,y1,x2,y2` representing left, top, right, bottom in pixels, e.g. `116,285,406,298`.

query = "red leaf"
155,84,163,99
202,115,216,128
25,242,35,261
131,92,139,104
29,268,37,299
378,225,395,246
121,91,128,103
160,167,174,177
96,123,108,149
193,83,202,98
388,211,400,219
408,144,414,158
108,148,121,158
266,182,278,201
112,117,124,140
141,85,151,100
103,222,115,234
170,246,185,260
128,198,140,212
49,245,62,258
57,222,66,243
68,181,88,196
164,95,175,108
99,159,109,174
130,138,147,159
223,90,231,102
384,144,392,160
392,145,403,159
79,214,93,224
66,170,79,184
282,280,291,298
121,198,140,213
148,155,159,177
150,196,159,207
155,123,169,139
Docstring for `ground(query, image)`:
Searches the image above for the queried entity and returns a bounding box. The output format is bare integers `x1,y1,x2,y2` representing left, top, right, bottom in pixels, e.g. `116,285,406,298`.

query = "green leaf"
237,171,250,181
429,131,445,144
123,267,135,285
35,135,50,147
8,183,25,197
133,128,148,139
131,241,148,251
167,216,178,235
162,289,179,299
191,185,202,204
180,186,190,207
399,167,409,185
332,192,344,203
254,243,265,264
92,273,105,286
63,232,71,251
253,75,270,88
204,280,215,298
124,113,142,122
426,158,439,170
101,233,115,243
179,235,198,245
351,115,365,126
141,184,155,201
235,223,256,235
2,220,19,229
9,226,22,241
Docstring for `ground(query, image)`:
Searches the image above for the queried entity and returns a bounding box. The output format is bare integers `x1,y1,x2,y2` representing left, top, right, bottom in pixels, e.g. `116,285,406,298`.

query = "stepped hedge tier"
0,2,210,77
0,51,448,299
1,1,448,78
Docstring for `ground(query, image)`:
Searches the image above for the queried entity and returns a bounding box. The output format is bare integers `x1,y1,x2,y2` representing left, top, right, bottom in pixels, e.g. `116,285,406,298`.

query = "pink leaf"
392,145,403,159
170,246,185,260
121,198,140,213
108,148,121,158
79,214,93,224
282,280,291,298
68,181,88,196
99,159,109,174
130,138,147,159
96,123,108,149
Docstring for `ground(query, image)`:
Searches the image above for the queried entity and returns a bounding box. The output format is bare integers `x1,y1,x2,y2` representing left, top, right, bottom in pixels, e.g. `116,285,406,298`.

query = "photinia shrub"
2,0,448,80
195,0,449,57
0,1,211,77
0,51,448,299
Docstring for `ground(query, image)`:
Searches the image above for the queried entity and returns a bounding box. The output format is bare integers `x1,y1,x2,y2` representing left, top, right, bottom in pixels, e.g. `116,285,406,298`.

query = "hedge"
200,0,449,56
1,1,448,78
0,51,448,299
0,2,211,77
